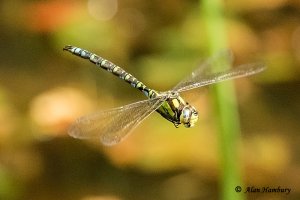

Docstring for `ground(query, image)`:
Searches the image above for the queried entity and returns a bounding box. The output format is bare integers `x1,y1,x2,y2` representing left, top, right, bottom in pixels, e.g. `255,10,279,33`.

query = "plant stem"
200,0,244,199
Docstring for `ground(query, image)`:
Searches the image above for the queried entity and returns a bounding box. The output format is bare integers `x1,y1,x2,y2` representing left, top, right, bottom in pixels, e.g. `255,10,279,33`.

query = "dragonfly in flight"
63,45,265,145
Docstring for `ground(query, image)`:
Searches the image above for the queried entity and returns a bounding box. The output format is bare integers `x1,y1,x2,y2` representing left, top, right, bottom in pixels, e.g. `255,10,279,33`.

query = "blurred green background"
0,0,300,200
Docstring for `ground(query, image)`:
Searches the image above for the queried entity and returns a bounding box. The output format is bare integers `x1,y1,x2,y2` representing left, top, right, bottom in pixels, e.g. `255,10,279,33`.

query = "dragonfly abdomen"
63,45,158,98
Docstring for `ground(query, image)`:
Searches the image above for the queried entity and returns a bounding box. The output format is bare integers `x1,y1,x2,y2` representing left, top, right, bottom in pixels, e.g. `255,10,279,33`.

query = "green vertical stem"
200,0,244,200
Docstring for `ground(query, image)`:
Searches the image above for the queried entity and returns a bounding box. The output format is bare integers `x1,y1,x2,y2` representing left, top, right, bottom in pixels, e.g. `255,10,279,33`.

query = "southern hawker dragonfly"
63,45,265,145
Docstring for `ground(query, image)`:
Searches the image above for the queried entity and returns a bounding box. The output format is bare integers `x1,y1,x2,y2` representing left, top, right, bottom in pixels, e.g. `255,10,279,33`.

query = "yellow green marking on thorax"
155,94,187,127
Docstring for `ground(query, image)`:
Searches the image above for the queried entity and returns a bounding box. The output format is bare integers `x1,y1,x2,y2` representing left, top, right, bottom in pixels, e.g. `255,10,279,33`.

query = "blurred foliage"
0,0,300,200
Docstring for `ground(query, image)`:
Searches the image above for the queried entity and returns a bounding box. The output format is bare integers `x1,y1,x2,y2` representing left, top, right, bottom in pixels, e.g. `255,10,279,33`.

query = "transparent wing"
172,50,233,92
172,51,265,93
68,96,166,146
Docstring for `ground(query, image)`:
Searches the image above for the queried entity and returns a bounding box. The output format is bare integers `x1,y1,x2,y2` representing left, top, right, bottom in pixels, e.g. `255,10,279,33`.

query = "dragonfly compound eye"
181,105,198,128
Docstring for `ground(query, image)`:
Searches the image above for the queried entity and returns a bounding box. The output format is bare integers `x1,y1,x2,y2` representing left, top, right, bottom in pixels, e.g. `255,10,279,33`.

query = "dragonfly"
63,45,265,146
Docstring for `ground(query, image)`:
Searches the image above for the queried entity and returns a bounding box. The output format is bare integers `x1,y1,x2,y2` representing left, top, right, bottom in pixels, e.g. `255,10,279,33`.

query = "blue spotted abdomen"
63,45,157,99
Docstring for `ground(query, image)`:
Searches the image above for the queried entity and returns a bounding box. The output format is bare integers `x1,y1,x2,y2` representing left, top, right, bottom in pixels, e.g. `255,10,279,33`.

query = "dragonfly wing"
68,96,166,146
172,50,234,92
173,51,265,93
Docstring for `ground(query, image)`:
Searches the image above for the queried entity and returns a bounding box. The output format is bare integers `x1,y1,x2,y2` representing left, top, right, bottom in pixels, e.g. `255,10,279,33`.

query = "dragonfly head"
180,105,198,128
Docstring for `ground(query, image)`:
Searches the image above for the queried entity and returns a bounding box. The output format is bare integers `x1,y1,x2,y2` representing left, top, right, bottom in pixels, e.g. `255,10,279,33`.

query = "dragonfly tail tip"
63,45,74,51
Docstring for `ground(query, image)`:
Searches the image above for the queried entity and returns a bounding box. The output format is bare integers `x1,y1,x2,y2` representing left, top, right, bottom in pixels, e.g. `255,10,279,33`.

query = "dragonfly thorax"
155,93,198,128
